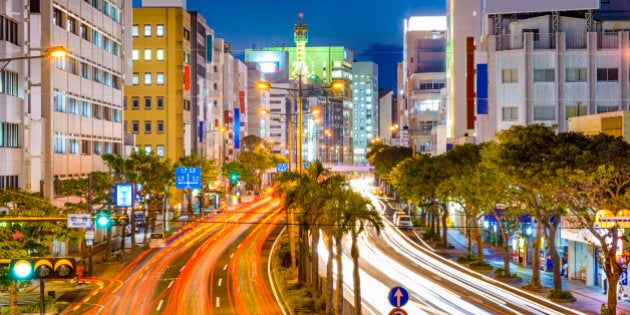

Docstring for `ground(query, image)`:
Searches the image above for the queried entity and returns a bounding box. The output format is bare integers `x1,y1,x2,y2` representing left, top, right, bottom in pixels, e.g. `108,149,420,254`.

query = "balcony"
493,31,623,51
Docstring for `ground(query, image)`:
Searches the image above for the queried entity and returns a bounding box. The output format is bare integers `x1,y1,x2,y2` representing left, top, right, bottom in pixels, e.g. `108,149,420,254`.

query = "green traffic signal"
10,259,33,280
229,172,238,183
94,210,111,229
9,258,76,280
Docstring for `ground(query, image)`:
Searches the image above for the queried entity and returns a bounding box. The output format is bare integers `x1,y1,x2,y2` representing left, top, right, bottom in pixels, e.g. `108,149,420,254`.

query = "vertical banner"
198,121,204,143
239,91,245,112
184,65,191,91
476,64,488,115
206,35,213,62
234,109,240,149
466,37,476,130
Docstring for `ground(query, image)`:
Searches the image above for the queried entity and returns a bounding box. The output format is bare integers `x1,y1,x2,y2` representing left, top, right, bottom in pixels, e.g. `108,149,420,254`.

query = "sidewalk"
435,230,630,315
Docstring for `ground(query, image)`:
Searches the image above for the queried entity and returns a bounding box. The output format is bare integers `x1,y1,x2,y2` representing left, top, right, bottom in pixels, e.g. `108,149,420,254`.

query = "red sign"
183,65,190,90
389,308,408,315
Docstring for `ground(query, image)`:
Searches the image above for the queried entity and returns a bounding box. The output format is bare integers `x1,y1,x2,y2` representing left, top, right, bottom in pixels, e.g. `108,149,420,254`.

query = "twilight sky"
133,0,446,88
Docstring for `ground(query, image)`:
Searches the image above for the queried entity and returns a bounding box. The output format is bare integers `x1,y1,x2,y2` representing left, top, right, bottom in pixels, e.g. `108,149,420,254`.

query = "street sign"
67,214,92,228
388,308,408,315
115,183,134,208
85,230,94,241
388,286,409,308
176,167,202,189
276,163,289,172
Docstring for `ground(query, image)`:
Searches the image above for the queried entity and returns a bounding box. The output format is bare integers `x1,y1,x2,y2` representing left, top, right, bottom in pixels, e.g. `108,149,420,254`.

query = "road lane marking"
223,264,228,270
230,253,234,259
168,280,174,288
156,300,164,311
218,278,223,286
216,297,220,307
180,266,186,272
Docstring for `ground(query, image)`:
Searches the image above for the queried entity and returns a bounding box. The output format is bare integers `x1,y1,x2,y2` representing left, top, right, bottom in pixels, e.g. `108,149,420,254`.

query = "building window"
156,24,164,37
0,16,18,45
132,97,139,109
113,109,121,122
132,49,139,61
501,69,518,83
597,68,619,82
156,49,164,61
533,69,555,82
144,97,152,109
81,101,91,117
157,96,164,109
53,9,63,27
144,73,151,85
53,90,66,112
156,73,164,85
0,70,19,96
0,122,19,148
183,99,190,110
144,145,152,153
69,139,79,155
81,140,90,155
67,16,77,34
144,24,151,37
132,73,139,85
156,145,164,157
68,98,78,115
157,120,164,133
144,49,152,61
92,104,101,119
54,137,65,153
131,121,139,134
566,68,587,82
533,106,555,120
183,28,190,40
80,24,89,40
132,25,139,37
80,62,90,79
92,68,101,83
144,121,152,134
184,52,190,64
68,57,78,75
93,141,102,155
501,106,518,121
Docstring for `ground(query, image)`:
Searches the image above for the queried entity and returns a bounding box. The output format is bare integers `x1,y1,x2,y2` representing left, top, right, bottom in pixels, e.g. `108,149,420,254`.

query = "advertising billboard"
247,51,288,73
485,0,599,14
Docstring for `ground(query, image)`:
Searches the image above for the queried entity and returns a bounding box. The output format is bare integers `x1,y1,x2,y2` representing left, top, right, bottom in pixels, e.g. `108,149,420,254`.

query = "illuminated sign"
259,61,280,73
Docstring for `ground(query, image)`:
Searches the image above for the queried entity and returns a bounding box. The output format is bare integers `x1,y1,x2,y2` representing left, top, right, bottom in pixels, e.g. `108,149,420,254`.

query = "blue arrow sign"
276,163,289,172
176,167,202,189
388,286,409,308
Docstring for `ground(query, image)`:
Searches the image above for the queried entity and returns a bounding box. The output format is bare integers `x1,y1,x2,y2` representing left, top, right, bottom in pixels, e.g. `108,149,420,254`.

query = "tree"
175,154,219,216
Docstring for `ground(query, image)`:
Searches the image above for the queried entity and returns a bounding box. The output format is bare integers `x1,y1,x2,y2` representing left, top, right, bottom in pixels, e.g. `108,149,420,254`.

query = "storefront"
561,217,600,286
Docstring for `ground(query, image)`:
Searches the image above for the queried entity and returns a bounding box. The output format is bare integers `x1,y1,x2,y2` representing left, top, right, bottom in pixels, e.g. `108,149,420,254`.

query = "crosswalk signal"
10,258,76,280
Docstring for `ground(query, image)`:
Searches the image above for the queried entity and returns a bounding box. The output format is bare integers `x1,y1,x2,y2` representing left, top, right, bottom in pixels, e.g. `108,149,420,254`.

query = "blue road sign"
277,163,289,172
176,167,202,189
388,286,409,308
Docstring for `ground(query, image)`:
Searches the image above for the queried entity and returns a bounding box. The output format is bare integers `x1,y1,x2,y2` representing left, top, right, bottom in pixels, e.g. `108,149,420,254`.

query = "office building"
351,62,378,165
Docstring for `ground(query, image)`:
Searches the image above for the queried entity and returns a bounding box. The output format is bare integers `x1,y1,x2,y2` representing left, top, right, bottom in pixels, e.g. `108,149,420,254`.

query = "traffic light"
229,172,239,183
110,214,129,226
93,210,111,229
9,258,76,280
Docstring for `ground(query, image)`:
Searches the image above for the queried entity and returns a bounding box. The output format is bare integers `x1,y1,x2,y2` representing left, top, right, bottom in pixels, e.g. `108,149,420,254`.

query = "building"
399,16,447,155
0,1,132,197
351,62,378,165
378,90,399,145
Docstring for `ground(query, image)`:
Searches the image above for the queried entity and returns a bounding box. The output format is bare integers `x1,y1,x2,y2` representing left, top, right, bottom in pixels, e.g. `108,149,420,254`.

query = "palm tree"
343,190,384,315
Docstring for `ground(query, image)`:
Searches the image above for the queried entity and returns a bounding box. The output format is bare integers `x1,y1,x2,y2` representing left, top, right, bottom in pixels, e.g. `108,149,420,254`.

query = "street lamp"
0,46,68,69
256,78,344,173
259,107,294,171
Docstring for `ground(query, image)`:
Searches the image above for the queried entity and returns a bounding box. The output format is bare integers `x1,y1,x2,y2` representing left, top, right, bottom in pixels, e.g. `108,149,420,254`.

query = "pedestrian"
546,255,552,272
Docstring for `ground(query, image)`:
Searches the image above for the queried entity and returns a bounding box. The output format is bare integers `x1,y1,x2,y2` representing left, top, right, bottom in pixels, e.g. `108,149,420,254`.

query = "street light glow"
259,108,271,115
45,46,69,58
256,80,271,91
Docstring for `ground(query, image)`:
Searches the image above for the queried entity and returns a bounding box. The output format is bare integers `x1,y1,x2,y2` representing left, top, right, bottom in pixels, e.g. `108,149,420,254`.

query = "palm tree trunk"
289,210,297,270
310,225,320,299
299,223,308,283
351,232,362,315
335,234,343,315
326,234,334,315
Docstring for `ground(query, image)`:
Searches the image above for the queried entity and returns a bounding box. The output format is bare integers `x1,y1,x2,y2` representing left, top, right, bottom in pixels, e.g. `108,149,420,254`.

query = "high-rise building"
0,1,132,198
351,62,378,165
378,90,399,145
399,16,447,155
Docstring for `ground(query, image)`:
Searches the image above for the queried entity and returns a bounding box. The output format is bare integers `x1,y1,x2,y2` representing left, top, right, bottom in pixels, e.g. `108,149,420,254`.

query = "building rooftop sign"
485,0,599,14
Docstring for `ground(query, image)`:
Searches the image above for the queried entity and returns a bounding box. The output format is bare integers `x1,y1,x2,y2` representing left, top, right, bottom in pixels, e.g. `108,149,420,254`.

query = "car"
394,215,413,231
240,191,256,203
149,233,165,248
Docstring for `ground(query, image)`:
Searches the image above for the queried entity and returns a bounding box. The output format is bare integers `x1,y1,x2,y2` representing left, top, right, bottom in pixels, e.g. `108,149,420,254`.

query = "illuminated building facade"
351,62,378,165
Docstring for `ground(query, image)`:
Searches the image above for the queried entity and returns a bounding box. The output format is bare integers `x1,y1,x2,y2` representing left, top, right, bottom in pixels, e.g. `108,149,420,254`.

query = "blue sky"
133,0,446,88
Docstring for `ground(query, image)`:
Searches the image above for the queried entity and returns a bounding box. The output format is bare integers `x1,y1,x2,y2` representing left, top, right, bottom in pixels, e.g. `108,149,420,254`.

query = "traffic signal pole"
39,278,44,315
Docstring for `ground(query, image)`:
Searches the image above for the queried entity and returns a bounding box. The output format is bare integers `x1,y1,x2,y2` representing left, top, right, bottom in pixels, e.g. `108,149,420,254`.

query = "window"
68,98,78,115
156,49,164,61
0,16,18,45
144,49,151,61
501,106,518,121
156,145,164,157
144,145,152,153
144,73,151,85
91,0,100,10
92,30,101,47
53,9,63,27
533,106,555,120
156,73,164,85
566,68,587,82
54,137,65,153
80,62,90,79
80,24,89,40
597,68,619,81
0,70,19,96
157,96,164,109
93,141,102,155
131,120,139,134
92,67,101,83
132,25,139,37
81,101,91,117
113,109,121,122
104,142,112,154
68,58,78,75
0,122,19,148
68,139,79,155
132,73,139,85
156,24,164,37
183,52,190,64
157,120,164,133
67,17,77,34
144,97,152,109
81,140,90,155
92,103,101,119
502,69,518,83
183,28,190,40
131,96,139,109
103,107,111,120
54,56,66,70
534,69,554,82
144,121,152,134
183,99,190,110
123,96,127,109
53,90,66,112
144,24,151,37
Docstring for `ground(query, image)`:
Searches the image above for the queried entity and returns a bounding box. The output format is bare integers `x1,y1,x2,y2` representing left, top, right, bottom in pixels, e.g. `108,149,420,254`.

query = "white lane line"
180,266,186,272
218,278,223,286
167,280,174,288
216,297,220,308
156,300,164,311
230,253,234,259
223,264,228,271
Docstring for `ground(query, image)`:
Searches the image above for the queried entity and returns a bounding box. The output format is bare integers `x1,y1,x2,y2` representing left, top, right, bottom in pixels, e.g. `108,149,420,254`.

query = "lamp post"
256,79,343,174
260,107,294,171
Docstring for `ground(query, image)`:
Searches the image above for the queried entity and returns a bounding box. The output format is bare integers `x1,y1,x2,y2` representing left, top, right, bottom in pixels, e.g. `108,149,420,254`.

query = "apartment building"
0,1,131,198
351,62,378,165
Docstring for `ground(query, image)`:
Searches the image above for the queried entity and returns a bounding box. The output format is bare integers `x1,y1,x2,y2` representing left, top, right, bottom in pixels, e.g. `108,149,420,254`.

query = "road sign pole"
87,245,92,277
39,278,45,315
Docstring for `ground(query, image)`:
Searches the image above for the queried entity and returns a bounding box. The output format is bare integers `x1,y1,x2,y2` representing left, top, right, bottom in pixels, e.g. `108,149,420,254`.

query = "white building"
0,1,132,197
351,61,378,165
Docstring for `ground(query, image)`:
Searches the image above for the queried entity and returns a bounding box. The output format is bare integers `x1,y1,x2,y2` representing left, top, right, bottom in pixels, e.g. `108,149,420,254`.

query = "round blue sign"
388,286,409,308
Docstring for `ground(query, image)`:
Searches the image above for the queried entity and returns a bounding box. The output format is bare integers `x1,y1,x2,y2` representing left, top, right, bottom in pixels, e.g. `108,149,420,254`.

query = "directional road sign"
175,167,202,189
67,214,92,228
389,308,408,315
388,286,409,308
276,163,289,172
